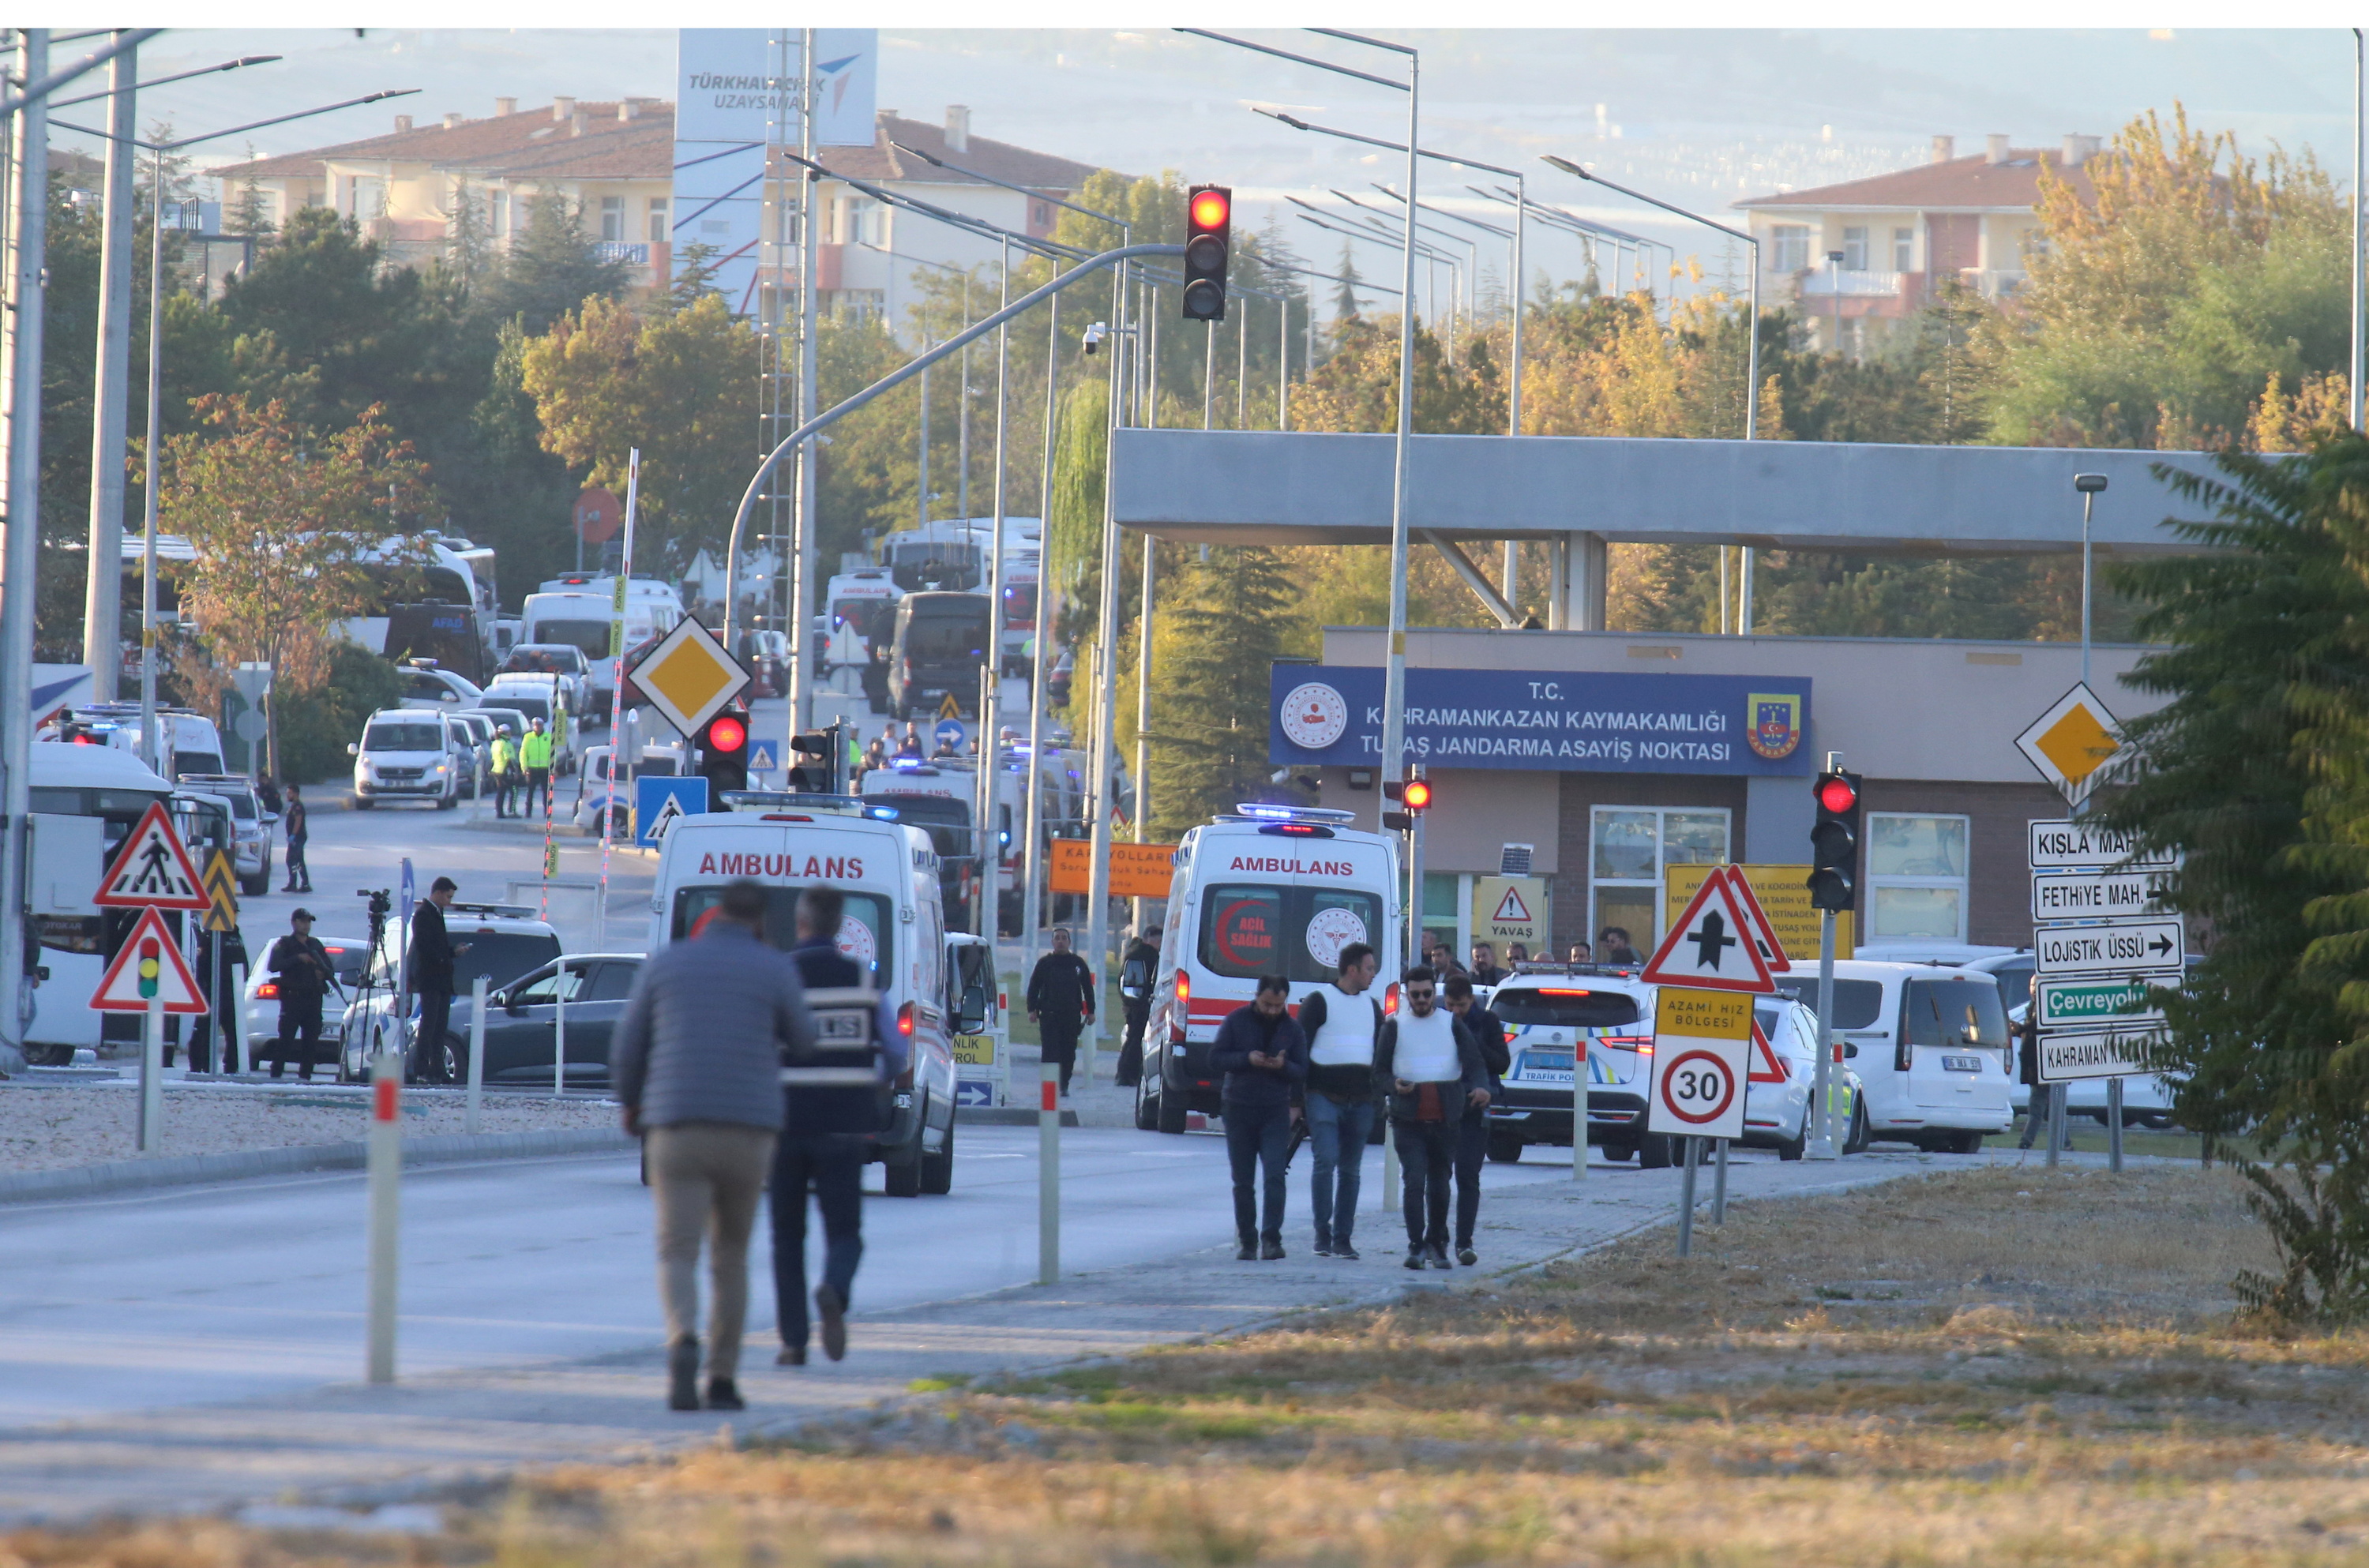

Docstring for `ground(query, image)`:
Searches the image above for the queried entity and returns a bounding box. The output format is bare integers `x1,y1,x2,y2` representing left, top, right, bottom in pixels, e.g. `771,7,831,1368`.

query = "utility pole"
81,38,135,699
792,26,820,733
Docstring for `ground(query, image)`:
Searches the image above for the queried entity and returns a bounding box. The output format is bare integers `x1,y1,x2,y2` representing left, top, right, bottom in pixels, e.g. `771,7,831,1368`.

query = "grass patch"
32,1165,2369,1566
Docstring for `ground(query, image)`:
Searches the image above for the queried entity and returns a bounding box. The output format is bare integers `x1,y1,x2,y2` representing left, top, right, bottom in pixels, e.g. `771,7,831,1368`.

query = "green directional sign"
2035,973,2172,1032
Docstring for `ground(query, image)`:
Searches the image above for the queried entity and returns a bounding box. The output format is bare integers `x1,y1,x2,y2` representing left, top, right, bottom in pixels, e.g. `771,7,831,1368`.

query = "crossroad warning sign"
1717,866,1792,973
90,906,208,1014
201,850,238,933
93,801,208,910
1640,871,1775,994
628,616,750,739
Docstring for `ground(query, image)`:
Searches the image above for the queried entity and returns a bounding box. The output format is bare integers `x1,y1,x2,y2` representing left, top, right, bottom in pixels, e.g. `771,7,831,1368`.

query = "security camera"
1083,321,1108,355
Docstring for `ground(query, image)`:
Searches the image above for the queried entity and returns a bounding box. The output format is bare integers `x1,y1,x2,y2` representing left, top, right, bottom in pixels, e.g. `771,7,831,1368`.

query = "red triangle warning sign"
1719,867,1792,974
90,906,208,1014
1640,870,1776,994
1748,1018,1789,1084
1490,885,1533,924
93,801,208,910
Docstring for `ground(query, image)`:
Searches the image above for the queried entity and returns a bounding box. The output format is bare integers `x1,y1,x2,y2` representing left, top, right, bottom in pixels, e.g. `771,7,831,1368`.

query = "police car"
1484,967,1868,1165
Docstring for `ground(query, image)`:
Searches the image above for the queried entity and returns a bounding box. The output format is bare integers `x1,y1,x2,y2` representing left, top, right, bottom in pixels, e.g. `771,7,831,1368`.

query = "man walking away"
1375,966,1489,1271
267,908,334,1081
2017,973,2064,1153
521,719,554,815
1444,975,1513,1266
1211,973,1308,1260
613,878,812,1412
1116,923,1162,1088
771,887,906,1366
1027,925,1095,1097
407,877,471,1084
489,726,517,818
280,783,310,894
1297,940,1382,1259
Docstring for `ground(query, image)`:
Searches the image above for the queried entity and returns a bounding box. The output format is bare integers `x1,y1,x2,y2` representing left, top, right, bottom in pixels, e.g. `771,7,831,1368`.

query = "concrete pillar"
1560,531,1608,632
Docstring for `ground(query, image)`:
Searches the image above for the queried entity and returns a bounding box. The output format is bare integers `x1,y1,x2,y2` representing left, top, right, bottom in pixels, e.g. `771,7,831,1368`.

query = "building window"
1770,223,1809,273
1590,806,1729,956
1838,316,1866,358
1893,226,1915,271
599,196,624,242
1841,226,1868,272
488,190,509,238
839,196,884,246
350,177,386,223
648,197,669,244
1866,812,1970,942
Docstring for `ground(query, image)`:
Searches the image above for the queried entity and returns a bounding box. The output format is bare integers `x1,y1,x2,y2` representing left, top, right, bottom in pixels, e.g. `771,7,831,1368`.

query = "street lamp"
56,87,419,771
2074,474,2107,686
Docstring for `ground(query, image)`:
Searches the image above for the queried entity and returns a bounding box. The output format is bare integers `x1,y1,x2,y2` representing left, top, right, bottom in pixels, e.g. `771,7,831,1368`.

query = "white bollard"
1571,1051,1586,1182
366,1050,401,1384
552,963,567,1097
1038,1059,1060,1285
138,997,163,1153
230,962,250,1076
465,973,487,1135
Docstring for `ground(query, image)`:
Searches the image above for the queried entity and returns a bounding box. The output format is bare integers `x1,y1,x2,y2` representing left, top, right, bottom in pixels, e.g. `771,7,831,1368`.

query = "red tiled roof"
1736,149,2099,213
212,104,1101,193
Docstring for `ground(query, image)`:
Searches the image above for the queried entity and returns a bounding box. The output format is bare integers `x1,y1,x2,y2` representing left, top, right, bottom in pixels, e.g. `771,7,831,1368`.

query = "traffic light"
137,937,160,1000
1807,768,1864,913
790,725,840,793
697,705,750,801
1182,184,1232,321
1380,767,1431,832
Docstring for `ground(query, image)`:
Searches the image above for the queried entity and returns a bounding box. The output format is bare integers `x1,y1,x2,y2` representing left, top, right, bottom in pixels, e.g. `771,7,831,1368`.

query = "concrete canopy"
1111,429,2226,557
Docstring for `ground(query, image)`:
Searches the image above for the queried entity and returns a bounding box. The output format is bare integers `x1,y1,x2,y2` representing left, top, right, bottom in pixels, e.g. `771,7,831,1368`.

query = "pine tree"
1139,545,1296,838
1331,241,1363,324
226,143,272,239
482,190,629,336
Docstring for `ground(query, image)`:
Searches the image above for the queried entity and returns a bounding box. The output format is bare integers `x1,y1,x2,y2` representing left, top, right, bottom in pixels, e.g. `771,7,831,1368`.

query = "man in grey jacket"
613,879,815,1412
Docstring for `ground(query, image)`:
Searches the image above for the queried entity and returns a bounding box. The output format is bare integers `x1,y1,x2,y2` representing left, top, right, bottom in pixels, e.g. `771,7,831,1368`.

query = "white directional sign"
1646,987,1752,1140
2037,1026,2157,1083
2030,868,2168,925
2034,918,2185,977
2035,974,2171,1032
2028,819,2180,873
1640,871,1775,994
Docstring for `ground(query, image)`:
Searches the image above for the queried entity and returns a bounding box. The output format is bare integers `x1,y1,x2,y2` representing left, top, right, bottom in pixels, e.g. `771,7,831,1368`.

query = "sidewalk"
0,1142,2139,1525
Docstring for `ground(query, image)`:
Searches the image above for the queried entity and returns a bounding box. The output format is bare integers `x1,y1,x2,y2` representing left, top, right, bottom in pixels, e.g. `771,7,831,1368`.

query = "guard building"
1269,625,2164,963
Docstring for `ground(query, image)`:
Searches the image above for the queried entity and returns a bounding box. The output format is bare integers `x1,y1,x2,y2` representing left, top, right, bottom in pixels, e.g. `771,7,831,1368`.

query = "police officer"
520,718,554,814
770,886,906,1365
268,909,335,1082
1116,923,1162,1088
488,725,518,818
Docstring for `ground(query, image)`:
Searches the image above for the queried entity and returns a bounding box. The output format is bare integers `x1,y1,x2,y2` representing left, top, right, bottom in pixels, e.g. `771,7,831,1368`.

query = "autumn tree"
160,395,434,775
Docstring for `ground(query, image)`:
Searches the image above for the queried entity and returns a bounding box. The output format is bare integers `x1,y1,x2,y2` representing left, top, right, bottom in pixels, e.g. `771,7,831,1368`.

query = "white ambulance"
648,802,965,1195
1139,805,1402,1134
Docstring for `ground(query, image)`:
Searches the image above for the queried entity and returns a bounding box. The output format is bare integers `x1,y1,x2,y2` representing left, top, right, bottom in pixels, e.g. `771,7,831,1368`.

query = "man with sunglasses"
1373,966,1491,1270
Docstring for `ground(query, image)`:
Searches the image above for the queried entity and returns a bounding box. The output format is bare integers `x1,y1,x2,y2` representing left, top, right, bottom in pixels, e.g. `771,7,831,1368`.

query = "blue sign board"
1270,665,1815,776
953,1078,995,1108
746,739,778,775
934,717,967,753
634,774,711,848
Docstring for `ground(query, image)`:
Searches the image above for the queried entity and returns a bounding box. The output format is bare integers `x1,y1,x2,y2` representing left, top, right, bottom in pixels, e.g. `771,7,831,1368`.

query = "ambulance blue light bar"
1230,803,1357,823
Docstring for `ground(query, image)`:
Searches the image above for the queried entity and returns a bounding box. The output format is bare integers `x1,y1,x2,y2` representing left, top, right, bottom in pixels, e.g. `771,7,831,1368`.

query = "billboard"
674,28,877,315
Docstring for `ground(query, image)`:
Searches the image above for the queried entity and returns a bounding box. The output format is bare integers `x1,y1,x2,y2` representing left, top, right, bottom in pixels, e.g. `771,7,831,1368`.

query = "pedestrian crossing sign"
635,775,710,849
93,801,208,910
747,739,778,775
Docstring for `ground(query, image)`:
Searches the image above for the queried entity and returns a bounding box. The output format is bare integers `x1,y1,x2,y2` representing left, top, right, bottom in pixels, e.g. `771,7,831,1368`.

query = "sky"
62,27,2363,305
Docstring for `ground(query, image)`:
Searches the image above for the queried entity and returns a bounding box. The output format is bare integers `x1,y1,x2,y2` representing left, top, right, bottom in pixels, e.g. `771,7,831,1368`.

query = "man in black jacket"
1115,924,1162,1088
1374,966,1490,1270
1027,925,1095,1096
1444,974,1513,1266
268,909,335,1081
407,876,471,1083
1210,973,1308,1260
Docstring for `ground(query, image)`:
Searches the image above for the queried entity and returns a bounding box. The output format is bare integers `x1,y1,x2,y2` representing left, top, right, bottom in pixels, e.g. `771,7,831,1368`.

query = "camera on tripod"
359,888,392,919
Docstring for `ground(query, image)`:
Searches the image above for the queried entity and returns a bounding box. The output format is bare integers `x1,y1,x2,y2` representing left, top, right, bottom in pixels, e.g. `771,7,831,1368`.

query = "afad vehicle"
648,801,965,1195
1141,805,1402,1135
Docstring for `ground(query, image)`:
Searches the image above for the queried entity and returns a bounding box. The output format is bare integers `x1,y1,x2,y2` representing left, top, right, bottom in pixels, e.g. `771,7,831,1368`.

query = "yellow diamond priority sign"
2016,682,2125,807
628,616,750,739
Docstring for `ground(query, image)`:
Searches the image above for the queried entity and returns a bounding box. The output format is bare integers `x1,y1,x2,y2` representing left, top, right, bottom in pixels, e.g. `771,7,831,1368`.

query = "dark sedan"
406,952,642,1087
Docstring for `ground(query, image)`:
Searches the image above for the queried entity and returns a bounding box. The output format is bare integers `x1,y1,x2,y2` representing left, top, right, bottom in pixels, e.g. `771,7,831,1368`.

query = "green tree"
482,191,629,336
1129,545,1297,838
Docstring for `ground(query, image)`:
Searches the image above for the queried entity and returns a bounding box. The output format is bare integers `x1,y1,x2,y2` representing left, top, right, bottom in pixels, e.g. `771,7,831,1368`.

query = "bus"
20,742,175,1064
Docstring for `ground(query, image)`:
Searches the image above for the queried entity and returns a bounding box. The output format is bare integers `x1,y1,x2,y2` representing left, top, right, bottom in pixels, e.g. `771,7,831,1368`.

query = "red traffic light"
1815,775,1858,814
706,714,747,754
1190,188,1230,230
1402,778,1432,812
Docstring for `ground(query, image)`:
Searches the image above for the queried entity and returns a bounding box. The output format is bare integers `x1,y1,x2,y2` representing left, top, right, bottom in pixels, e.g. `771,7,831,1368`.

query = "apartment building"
208,99,1098,328
1735,133,2102,357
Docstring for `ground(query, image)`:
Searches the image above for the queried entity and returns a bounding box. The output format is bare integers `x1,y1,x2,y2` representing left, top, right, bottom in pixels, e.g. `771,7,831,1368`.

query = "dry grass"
29,1166,2369,1567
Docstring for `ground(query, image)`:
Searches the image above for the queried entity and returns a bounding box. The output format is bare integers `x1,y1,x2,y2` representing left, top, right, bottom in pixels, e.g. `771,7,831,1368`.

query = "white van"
648,806,963,1195
349,709,463,809
49,703,224,780
1772,958,2015,1152
20,742,175,1063
1140,804,1402,1134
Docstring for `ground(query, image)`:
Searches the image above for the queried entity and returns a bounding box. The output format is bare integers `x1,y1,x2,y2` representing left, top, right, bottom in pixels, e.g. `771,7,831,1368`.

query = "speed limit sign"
1646,987,1751,1141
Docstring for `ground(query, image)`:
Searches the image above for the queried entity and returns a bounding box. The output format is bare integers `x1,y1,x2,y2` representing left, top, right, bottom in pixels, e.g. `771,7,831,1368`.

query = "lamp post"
2074,474,2107,687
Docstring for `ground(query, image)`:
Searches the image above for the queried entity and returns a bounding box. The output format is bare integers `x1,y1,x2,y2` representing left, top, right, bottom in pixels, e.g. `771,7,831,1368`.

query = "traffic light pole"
1808,910,1838,1160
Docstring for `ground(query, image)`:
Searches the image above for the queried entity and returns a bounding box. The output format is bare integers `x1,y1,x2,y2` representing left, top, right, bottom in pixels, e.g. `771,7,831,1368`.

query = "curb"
955,1107,1080,1127
0,1127,636,1206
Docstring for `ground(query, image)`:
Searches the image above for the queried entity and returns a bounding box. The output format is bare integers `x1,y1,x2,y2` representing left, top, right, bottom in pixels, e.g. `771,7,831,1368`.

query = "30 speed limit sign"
1646,986,1753,1141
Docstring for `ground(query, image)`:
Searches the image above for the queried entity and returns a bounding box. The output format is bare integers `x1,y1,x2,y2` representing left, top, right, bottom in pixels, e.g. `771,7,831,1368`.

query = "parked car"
349,710,462,809
495,643,593,715
336,901,565,1082
415,952,644,1086
447,711,496,799
571,741,685,836
175,774,278,895
1771,960,2015,1152
395,658,483,714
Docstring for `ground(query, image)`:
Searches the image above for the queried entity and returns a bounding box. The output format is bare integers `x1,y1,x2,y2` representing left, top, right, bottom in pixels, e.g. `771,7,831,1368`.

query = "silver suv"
176,774,278,895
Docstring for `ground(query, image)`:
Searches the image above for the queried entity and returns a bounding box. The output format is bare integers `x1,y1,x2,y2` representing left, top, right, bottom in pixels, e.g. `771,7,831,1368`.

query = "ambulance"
648,801,966,1195
1139,805,1402,1135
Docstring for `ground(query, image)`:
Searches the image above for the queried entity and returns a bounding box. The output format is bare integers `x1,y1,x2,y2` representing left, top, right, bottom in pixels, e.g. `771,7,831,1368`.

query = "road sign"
746,739,779,775
2034,917,2184,977
2016,683,2126,807
1640,872,1775,994
1665,863,1853,962
1747,1019,1789,1085
937,691,963,722
90,906,208,1014
92,801,208,910
1471,874,1546,950
629,616,751,739
2028,819,2179,873
934,717,967,753
634,774,710,848
1049,838,1179,900
2031,868,2169,925
2035,973,2171,1032
1646,986,1751,1139
573,486,623,544
1717,866,1792,973
2037,1026,2157,1083
201,851,238,934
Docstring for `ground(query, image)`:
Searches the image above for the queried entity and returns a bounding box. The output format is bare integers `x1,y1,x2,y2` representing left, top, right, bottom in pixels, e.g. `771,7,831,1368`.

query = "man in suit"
407,876,471,1083
1027,925,1096,1097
